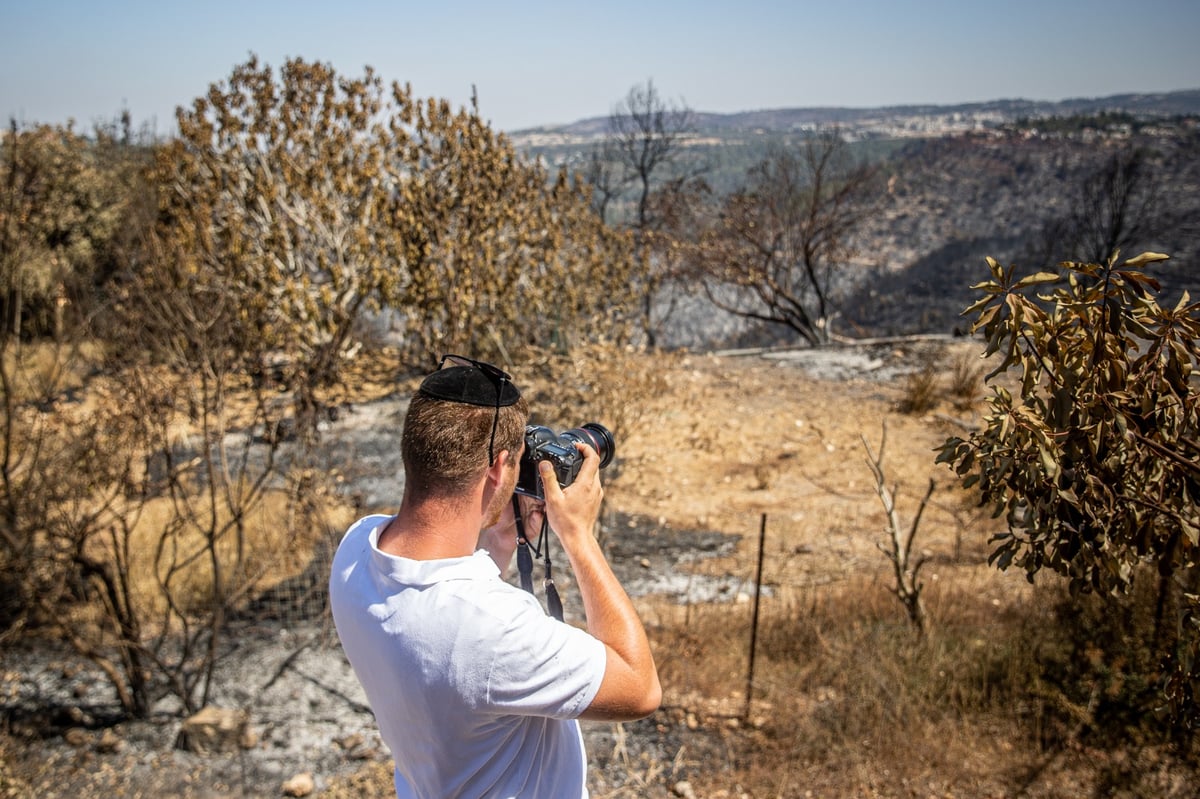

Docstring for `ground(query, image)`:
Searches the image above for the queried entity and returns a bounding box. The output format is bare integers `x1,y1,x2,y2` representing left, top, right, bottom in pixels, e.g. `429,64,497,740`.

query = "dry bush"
899,346,986,416
113,484,338,621
898,354,942,414
0,340,102,403
1,324,352,714
519,343,688,470
1,343,136,632
941,252,1200,727
947,348,985,410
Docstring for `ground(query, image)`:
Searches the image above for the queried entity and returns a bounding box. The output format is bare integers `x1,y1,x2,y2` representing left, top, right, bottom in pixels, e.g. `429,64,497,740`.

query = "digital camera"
515,423,615,499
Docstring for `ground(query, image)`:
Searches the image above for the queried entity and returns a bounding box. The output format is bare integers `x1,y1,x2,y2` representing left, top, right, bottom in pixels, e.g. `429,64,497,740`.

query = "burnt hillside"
655,126,1200,349
841,128,1200,337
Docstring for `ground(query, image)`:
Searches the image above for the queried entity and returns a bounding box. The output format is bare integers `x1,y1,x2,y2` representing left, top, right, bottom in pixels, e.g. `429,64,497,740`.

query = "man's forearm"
561,531,659,703
537,453,661,718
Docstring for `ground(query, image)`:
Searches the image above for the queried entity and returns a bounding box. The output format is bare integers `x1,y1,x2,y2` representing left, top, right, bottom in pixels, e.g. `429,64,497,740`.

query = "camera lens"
563,423,615,469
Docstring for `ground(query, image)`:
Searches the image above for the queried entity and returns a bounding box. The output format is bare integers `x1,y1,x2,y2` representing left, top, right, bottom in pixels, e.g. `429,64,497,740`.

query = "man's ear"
486,450,511,485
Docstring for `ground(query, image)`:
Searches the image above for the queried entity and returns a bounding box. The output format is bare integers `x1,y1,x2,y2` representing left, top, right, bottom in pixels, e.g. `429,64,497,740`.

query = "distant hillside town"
510,88,1200,148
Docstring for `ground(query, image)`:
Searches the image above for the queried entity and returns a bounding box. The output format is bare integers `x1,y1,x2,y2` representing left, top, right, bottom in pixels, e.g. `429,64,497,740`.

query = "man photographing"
329,354,661,798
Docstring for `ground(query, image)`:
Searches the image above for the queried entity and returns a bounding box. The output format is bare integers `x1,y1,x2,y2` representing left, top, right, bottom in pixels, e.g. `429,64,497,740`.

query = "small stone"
96,728,123,753
282,772,315,797
66,706,94,726
176,706,249,754
348,744,376,760
673,780,697,799
336,733,364,751
240,725,260,750
63,728,88,747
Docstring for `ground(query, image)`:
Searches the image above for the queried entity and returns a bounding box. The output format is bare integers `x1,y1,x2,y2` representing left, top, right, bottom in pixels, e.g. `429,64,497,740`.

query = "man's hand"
538,444,604,545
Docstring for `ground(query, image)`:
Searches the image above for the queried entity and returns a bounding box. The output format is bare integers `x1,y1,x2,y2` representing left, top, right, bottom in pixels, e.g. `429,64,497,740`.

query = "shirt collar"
366,518,501,587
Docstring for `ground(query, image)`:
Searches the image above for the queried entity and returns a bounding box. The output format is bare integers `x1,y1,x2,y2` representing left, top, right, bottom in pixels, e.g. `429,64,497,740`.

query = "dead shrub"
898,355,941,414
947,349,985,410
117,483,336,621
519,342,687,482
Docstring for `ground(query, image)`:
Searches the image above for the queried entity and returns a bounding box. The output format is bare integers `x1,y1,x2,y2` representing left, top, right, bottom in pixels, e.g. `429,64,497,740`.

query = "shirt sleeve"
482,597,607,719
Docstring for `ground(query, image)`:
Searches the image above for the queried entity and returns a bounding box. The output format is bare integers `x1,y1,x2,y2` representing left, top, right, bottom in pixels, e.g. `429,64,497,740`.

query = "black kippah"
418,366,521,407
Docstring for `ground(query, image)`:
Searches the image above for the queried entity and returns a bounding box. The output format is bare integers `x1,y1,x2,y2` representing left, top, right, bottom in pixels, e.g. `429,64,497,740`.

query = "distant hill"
509,90,1200,350
510,88,1200,197
512,89,1200,140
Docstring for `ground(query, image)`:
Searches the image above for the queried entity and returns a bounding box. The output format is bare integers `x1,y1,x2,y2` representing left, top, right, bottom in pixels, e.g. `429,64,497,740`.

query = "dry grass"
947,347,987,410
644,569,1197,797
110,485,352,621
899,354,943,415
0,339,105,404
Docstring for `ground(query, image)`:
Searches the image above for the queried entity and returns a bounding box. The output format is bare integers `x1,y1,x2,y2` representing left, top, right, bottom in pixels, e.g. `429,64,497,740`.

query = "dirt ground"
1,339,1030,798
607,341,987,576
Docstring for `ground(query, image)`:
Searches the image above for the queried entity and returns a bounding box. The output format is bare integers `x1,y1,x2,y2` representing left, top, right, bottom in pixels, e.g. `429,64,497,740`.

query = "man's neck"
377,493,482,560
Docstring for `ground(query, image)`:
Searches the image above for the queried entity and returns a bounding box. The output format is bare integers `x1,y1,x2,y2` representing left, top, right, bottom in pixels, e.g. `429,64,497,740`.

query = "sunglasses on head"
439,354,512,466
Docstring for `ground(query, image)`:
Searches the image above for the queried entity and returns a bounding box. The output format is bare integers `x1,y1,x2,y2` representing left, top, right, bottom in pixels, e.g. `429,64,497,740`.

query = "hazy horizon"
3,0,1199,134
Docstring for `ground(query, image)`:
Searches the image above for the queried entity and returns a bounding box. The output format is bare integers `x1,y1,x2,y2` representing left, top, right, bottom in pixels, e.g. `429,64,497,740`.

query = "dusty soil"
1,339,1016,798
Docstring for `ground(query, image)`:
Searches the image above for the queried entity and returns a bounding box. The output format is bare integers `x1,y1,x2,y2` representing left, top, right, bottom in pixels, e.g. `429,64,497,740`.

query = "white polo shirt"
329,514,607,799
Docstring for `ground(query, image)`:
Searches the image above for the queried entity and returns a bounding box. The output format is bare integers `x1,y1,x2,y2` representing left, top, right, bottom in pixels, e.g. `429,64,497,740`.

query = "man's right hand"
537,443,604,546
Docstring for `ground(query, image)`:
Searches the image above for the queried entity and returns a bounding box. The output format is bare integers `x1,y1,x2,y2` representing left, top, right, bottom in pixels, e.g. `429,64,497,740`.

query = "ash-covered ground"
0,512,739,798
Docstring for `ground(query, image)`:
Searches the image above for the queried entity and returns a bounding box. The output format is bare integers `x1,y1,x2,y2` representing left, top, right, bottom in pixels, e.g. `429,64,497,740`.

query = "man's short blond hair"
401,393,528,497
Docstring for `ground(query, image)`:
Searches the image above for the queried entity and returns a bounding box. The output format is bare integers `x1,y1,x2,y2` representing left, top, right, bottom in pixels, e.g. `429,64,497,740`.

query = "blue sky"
2,0,1198,134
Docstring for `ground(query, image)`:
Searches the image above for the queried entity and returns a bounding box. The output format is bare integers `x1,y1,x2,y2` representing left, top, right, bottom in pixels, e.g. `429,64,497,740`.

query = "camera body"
515,422,614,499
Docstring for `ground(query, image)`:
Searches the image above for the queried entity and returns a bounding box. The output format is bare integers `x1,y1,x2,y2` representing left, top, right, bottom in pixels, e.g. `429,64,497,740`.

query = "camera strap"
514,496,535,594
512,495,563,622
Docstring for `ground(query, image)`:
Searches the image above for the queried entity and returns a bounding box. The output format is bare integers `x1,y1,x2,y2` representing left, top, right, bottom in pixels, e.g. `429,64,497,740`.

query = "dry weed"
947,348,986,410
519,343,691,481
898,354,942,414
115,483,341,620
